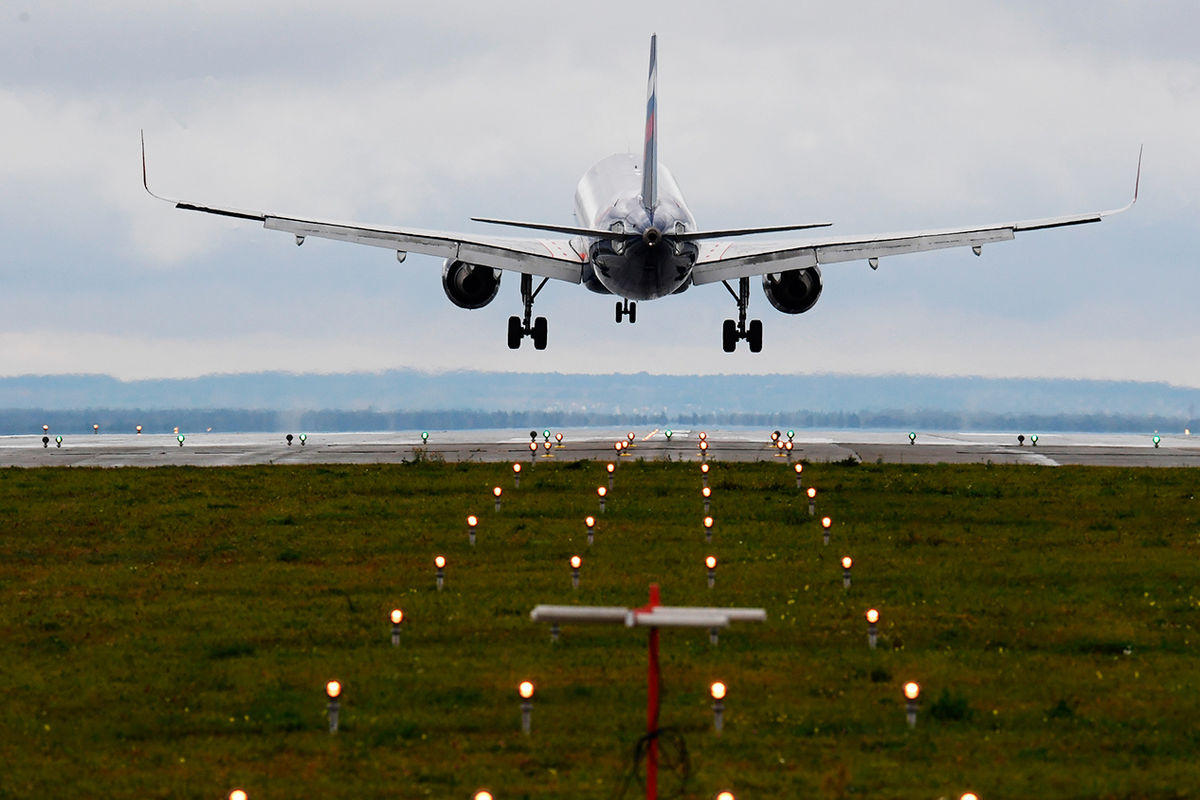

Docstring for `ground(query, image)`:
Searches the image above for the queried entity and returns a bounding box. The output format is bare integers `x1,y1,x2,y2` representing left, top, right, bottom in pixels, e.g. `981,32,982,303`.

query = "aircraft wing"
692,152,1141,286
142,139,584,284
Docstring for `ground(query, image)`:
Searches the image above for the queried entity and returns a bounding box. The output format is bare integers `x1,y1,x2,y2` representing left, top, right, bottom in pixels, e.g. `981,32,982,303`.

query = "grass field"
1,456,1198,799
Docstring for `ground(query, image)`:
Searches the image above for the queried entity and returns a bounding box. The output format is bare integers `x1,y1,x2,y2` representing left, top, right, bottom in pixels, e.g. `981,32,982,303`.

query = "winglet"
1101,144,1142,218
641,34,658,213
141,130,172,203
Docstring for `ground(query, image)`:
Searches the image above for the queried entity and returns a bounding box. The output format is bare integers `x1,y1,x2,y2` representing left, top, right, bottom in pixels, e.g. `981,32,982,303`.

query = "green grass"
1,460,1198,799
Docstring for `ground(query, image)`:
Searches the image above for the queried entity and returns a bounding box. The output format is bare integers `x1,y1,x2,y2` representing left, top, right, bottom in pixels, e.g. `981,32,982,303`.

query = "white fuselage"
572,154,699,300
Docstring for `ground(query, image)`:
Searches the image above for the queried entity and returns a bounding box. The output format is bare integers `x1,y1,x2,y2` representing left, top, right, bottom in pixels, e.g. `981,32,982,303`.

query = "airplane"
143,34,1140,353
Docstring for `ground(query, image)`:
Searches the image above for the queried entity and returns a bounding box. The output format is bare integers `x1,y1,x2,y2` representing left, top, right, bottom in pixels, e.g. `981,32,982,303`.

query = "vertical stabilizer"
641,34,658,212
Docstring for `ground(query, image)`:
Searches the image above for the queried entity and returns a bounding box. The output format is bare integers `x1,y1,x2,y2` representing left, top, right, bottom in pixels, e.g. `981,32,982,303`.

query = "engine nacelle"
762,266,823,314
442,259,502,309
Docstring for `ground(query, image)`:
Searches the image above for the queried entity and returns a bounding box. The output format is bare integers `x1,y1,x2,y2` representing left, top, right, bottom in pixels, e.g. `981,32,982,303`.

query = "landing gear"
615,299,637,323
721,277,763,353
508,273,549,350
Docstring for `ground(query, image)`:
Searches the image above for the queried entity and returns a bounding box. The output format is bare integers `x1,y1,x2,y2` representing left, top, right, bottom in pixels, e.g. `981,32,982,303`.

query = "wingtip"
1133,144,1143,203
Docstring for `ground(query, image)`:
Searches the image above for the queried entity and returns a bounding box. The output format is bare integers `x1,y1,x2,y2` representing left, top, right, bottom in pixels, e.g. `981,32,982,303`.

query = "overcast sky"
1,1,1196,386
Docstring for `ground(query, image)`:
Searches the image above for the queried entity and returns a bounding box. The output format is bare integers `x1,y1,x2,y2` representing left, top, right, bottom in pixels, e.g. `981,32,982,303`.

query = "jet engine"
442,259,502,309
762,266,823,314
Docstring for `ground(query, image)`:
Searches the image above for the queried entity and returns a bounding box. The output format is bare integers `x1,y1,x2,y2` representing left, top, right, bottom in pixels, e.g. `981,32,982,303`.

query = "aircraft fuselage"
573,153,698,300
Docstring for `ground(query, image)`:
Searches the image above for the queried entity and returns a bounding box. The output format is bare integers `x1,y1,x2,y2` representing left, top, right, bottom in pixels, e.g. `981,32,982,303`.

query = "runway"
1,428,1197,468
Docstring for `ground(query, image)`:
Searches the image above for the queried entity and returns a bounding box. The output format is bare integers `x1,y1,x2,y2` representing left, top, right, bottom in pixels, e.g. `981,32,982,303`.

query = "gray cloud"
1,1,1196,385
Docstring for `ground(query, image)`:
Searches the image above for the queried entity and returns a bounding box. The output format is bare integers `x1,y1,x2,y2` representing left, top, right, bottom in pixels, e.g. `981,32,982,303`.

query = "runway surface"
1,428,1197,468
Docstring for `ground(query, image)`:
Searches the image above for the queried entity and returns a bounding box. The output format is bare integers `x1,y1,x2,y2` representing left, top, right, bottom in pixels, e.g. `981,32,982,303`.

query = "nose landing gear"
721,277,762,353
615,299,637,323
508,273,549,350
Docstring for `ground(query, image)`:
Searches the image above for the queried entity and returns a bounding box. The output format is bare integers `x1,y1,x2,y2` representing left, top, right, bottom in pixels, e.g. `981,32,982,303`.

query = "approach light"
822,516,832,529
555,432,563,443
771,430,780,442
866,608,879,624
776,440,784,451
841,556,853,569
474,792,494,800
606,462,615,474
710,681,726,700
390,608,404,625
136,425,143,434
807,487,817,499
326,680,342,699
614,441,622,452
904,681,920,700
570,555,581,569
585,515,595,528
468,514,478,527
702,486,711,498
627,431,636,442
597,486,607,498
529,441,538,453
704,516,714,529
961,794,979,800
93,424,99,433
493,486,502,497
699,431,707,441
704,516,714,542
699,441,709,451
794,463,803,474
716,793,735,800
701,463,710,474
42,425,49,433
229,791,248,800
706,555,717,570
519,680,535,700
513,463,521,474
435,555,446,569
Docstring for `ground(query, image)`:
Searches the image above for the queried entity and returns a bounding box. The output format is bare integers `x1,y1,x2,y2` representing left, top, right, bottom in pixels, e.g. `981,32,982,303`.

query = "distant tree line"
1,408,1193,437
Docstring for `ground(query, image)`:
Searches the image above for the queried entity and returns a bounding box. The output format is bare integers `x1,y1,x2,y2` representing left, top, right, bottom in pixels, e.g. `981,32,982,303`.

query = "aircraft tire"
615,302,623,323
628,302,637,323
722,319,737,352
507,316,523,349
748,319,763,353
532,316,548,350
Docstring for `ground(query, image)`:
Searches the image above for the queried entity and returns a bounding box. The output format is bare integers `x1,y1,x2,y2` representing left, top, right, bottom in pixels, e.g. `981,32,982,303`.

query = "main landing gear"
721,277,762,353
508,273,549,350
615,299,637,323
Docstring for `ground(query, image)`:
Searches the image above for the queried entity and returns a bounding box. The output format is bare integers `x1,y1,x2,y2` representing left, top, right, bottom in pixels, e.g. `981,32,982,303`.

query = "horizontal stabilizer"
472,217,832,241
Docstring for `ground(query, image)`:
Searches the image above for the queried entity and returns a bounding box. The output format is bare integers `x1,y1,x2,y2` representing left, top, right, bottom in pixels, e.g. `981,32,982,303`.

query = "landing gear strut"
721,277,762,353
615,299,638,323
508,273,549,350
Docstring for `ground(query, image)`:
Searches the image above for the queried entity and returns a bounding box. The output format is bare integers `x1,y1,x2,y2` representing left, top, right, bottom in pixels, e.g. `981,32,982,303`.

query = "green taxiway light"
1153,435,1161,447
177,434,185,446
787,429,795,439
421,431,429,442
908,431,917,443
665,429,673,440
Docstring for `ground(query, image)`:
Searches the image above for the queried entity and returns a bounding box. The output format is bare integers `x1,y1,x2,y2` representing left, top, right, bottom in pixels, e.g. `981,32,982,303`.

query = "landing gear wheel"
722,319,737,353
507,316,523,349
747,319,763,353
628,302,637,323
532,316,548,350
615,301,623,323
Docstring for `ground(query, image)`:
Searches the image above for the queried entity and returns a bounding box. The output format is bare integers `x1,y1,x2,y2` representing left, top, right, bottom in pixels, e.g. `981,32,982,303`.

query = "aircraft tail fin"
641,34,658,212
